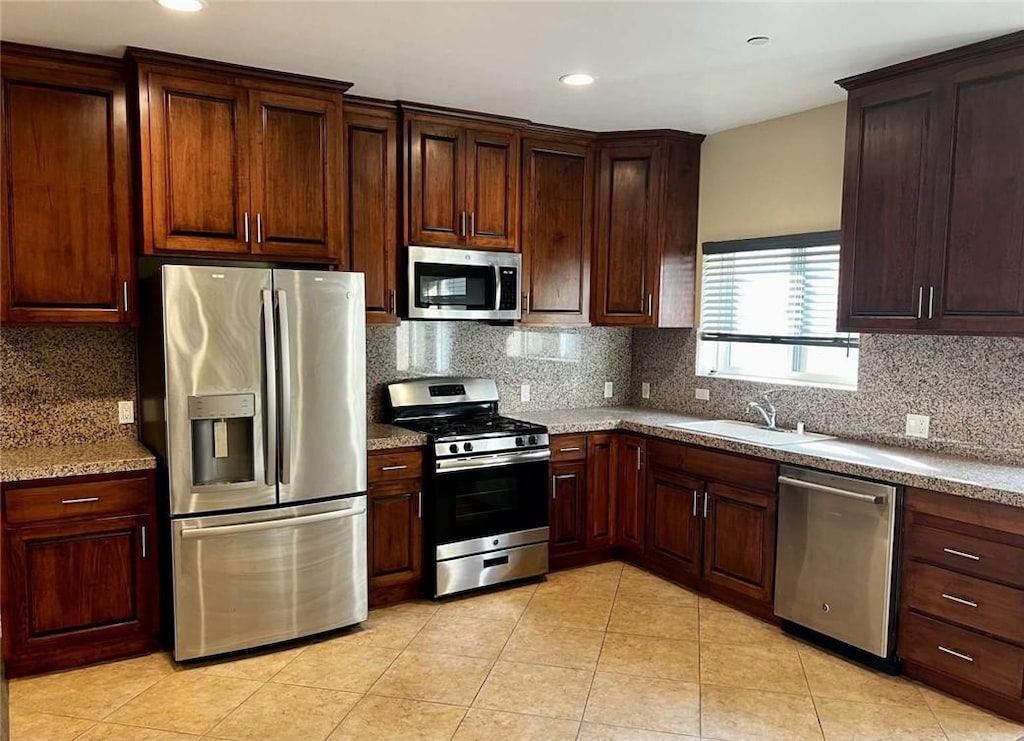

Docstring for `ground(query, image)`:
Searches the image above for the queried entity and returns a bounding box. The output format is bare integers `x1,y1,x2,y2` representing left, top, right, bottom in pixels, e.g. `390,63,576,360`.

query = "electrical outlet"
604,381,614,399
118,400,135,425
520,384,530,403
906,413,930,438
695,388,710,401
641,382,651,399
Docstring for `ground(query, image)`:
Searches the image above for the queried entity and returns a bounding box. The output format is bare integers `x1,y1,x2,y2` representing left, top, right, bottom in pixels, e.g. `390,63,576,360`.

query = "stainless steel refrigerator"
140,265,367,661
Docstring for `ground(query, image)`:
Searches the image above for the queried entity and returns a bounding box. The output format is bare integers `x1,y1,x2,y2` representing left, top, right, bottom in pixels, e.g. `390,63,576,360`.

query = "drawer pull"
559,447,581,453
937,645,974,663
380,465,408,471
941,593,978,608
61,497,100,505
943,547,981,561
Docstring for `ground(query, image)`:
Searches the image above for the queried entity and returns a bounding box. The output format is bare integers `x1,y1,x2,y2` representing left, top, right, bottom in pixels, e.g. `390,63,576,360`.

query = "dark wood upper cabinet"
1,45,133,325
345,100,399,324
838,32,1024,336
593,133,702,327
131,49,350,263
405,110,520,251
520,135,594,325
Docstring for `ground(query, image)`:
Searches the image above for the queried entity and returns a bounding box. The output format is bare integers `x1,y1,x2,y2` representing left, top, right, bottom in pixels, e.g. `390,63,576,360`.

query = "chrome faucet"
747,393,778,429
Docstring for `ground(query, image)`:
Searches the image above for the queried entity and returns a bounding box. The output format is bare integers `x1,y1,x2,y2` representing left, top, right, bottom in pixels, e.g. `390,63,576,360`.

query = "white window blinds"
700,230,857,349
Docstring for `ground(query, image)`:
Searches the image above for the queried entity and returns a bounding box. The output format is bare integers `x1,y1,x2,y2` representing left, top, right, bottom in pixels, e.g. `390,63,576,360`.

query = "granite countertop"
1,439,157,483
514,407,1024,509
367,422,429,451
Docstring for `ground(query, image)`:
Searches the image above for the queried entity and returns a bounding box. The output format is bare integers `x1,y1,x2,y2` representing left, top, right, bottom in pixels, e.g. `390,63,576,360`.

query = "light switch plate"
118,400,135,425
641,382,651,399
695,388,710,401
906,413,930,438
604,381,614,398
520,384,530,403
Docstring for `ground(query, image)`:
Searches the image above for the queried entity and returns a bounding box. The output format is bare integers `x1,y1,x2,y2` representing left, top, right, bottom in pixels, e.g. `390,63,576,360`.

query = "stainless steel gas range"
387,378,550,597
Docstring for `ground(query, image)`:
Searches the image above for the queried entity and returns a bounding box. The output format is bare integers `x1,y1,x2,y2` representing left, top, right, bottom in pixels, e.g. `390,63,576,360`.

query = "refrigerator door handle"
261,288,278,486
276,289,293,485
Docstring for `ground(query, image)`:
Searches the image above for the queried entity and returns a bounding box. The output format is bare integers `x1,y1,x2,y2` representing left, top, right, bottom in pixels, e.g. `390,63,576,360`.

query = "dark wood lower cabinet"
367,448,424,607
586,434,615,549
644,466,702,581
702,482,776,603
1,470,160,678
616,435,646,556
549,461,587,557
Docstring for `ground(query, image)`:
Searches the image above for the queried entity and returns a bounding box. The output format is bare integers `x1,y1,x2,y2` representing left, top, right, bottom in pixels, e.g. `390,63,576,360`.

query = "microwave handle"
494,264,502,313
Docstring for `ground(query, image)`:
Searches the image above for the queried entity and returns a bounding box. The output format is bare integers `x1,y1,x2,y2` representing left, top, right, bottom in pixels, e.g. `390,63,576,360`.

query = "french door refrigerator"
140,265,367,660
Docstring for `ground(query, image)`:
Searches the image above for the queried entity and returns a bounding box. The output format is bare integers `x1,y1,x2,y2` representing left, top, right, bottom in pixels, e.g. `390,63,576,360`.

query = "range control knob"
528,435,537,445
448,444,459,454
464,442,474,452
515,437,525,447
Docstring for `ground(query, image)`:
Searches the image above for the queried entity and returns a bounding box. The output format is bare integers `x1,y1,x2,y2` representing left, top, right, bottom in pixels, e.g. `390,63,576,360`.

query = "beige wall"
695,101,847,315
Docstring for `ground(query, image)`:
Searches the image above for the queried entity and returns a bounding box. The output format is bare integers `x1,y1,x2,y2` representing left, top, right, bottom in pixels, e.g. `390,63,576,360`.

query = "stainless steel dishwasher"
775,465,901,663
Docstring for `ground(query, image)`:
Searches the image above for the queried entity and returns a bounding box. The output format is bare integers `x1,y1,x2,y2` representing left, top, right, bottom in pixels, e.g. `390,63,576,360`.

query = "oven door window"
414,262,495,311
433,461,548,545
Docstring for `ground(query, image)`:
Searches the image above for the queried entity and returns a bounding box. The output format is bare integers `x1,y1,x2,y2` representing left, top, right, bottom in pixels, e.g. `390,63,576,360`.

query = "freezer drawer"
172,497,367,660
774,466,899,658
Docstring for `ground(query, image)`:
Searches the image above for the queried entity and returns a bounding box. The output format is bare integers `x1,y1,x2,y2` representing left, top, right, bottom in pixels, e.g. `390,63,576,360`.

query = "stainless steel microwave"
406,245,521,321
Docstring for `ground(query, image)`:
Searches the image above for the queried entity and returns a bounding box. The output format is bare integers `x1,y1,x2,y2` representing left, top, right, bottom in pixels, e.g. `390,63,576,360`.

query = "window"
697,230,858,388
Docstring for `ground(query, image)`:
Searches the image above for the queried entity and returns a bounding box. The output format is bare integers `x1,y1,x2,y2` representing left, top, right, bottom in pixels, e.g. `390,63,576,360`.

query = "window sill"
697,370,858,392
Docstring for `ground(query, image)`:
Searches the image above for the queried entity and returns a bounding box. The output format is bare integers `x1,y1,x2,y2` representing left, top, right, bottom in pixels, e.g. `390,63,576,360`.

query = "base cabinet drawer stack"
899,487,1024,722
1,471,160,678
367,448,424,607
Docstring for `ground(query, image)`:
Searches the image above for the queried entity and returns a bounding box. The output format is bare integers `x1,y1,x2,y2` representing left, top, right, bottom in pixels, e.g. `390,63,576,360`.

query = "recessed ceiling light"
559,73,596,87
156,0,205,11
746,36,770,46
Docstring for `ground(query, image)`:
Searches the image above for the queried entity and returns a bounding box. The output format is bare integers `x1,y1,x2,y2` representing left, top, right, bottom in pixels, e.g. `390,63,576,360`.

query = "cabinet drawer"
4,477,150,525
550,435,586,463
904,561,1024,644
905,524,1024,588
648,439,776,493
900,611,1024,699
368,449,423,484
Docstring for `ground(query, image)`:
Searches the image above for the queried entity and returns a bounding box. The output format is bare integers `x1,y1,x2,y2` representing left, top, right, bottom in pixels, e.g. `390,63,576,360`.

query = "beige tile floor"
8,561,1024,741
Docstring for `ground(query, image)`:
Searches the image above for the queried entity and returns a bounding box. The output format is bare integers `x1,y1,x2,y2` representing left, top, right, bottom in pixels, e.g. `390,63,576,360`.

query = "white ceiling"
1,1,1022,133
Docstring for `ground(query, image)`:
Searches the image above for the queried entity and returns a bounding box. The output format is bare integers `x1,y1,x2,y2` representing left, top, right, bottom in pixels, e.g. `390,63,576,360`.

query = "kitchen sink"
669,419,834,447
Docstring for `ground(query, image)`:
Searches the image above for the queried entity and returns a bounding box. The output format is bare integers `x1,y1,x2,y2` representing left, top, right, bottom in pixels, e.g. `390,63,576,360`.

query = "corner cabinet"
592,132,703,327
1,471,160,678
838,32,1024,335
520,133,594,326
130,49,348,263
345,99,400,324
404,109,521,251
0,44,134,325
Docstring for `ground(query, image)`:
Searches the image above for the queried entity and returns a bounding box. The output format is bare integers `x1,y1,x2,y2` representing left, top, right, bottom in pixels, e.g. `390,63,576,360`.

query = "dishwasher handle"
778,475,884,504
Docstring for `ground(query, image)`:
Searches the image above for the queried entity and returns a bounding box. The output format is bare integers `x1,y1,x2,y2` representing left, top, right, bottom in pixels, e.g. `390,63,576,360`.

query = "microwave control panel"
498,267,518,310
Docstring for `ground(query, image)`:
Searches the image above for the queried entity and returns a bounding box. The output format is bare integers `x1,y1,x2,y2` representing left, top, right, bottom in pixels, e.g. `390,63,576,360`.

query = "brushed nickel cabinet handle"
937,645,973,662
551,474,557,499
244,211,250,243
917,286,924,319
941,593,978,608
388,289,396,314
470,212,476,237
703,490,709,518
417,491,422,518
692,490,699,517
636,447,641,471
523,292,530,313
559,447,581,453
460,211,467,238
61,497,99,505
122,282,129,313
928,286,935,320
943,547,980,561
647,293,653,317
381,464,408,471
257,213,264,243
141,525,148,558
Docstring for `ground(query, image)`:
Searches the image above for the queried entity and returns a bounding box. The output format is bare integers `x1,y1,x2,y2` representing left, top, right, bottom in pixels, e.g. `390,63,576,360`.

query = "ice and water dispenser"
188,394,257,487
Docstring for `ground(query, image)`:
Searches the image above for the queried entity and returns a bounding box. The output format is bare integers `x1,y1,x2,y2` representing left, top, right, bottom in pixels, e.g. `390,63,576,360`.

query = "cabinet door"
645,467,703,580
368,480,423,605
408,118,464,246
465,126,519,250
1,58,132,324
931,54,1024,334
521,137,593,325
594,143,662,326
549,461,587,556
616,435,647,554
838,78,944,332
250,89,342,260
3,515,158,676
702,481,777,604
143,72,251,254
346,105,399,323
586,433,616,549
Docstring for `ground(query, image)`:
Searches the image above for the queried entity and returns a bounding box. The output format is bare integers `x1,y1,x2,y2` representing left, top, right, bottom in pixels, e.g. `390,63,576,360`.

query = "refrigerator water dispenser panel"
188,394,256,487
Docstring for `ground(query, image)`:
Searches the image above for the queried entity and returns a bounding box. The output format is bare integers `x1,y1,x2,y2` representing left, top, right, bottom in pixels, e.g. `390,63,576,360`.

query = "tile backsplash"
367,322,632,421
1,326,138,448
631,329,1024,464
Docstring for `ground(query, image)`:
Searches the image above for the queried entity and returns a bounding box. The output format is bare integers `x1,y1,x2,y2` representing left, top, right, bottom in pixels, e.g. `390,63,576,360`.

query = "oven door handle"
436,449,551,473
